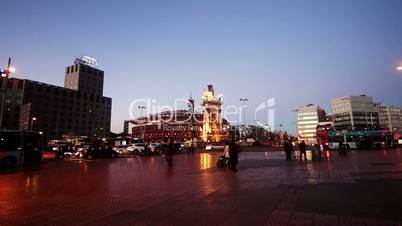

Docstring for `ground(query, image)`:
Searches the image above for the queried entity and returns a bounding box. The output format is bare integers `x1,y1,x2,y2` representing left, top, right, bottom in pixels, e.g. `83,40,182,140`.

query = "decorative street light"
240,98,248,141
240,98,248,126
138,106,146,140
395,61,402,71
1,57,15,78
0,57,15,129
188,96,195,154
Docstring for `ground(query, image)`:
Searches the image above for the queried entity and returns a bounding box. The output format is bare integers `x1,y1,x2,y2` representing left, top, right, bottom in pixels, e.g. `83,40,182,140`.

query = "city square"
2,149,402,226
2,0,402,225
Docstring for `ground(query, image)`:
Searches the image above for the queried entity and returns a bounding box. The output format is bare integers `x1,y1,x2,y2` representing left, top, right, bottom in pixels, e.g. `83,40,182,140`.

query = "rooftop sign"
75,55,98,68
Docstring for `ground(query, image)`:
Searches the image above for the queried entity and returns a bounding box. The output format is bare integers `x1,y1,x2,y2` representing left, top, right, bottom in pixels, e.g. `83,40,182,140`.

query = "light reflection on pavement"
1,149,402,225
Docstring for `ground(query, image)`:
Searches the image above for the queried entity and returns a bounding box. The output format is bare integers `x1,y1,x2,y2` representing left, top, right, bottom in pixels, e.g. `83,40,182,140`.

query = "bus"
0,130,43,168
363,130,395,149
328,130,360,150
317,127,395,150
316,124,331,147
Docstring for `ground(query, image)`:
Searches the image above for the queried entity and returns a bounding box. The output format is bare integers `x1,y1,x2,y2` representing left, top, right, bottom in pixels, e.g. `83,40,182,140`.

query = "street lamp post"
188,97,195,154
0,57,15,129
240,98,248,141
138,106,146,141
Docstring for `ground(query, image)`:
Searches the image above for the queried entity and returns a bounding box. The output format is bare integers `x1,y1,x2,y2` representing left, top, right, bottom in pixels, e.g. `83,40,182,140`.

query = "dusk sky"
1,0,402,134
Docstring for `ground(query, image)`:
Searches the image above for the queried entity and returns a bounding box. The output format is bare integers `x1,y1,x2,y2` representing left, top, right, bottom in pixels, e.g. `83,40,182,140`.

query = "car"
75,144,92,157
43,145,75,160
127,143,147,155
171,143,183,154
154,143,183,155
113,145,129,155
82,146,119,160
205,143,226,151
148,143,161,155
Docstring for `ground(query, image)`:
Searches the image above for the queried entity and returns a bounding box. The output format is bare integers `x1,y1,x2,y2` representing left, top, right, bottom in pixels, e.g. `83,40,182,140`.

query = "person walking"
318,141,324,160
299,140,307,161
166,139,175,166
284,140,294,161
229,140,239,172
222,141,230,167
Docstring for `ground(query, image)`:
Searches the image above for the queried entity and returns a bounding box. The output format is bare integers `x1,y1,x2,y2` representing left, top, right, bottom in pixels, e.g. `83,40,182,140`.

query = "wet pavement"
1,149,402,226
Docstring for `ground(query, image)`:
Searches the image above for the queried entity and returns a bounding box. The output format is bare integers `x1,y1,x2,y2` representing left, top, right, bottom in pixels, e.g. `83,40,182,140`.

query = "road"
1,149,402,226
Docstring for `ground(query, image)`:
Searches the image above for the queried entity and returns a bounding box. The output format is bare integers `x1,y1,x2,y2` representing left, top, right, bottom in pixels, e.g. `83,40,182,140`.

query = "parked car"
205,143,225,151
148,143,161,155
43,145,75,160
154,143,183,155
82,146,119,160
113,145,129,155
127,143,147,155
171,143,183,154
75,144,92,158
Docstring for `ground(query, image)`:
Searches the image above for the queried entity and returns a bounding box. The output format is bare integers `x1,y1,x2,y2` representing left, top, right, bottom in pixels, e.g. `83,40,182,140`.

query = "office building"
0,78,24,129
296,104,327,144
332,95,380,130
1,56,112,140
64,56,104,95
379,104,402,133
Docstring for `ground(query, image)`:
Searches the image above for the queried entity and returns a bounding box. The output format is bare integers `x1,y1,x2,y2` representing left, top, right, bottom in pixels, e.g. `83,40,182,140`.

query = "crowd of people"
284,139,327,161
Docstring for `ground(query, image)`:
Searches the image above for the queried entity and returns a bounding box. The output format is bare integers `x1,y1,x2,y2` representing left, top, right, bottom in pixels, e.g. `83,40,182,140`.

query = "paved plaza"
1,149,402,226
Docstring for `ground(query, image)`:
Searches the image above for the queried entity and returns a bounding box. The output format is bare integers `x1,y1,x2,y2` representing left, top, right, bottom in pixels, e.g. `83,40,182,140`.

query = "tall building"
1,56,112,140
296,104,327,144
0,78,24,129
332,95,380,130
123,120,130,134
64,56,104,95
379,104,402,133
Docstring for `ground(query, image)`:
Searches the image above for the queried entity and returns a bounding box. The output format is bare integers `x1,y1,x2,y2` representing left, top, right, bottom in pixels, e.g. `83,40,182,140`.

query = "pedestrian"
284,140,293,161
299,140,307,161
166,139,175,166
222,141,230,166
318,141,324,160
229,140,239,172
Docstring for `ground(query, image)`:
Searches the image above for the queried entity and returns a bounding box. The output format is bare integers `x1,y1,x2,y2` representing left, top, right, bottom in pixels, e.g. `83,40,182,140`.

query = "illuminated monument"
202,85,224,142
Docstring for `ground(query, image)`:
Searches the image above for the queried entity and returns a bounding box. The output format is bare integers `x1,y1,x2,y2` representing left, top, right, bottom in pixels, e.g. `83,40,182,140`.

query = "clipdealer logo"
128,97,276,129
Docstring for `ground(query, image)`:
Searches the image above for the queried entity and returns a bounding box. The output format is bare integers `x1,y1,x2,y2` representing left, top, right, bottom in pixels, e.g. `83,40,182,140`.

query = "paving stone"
1,150,402,225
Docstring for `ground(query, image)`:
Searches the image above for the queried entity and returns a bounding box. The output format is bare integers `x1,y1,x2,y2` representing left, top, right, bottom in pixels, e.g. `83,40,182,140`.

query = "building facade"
296,104,327,144
1,57,112,140
64,57,104,95
131,85,228,143
379,104,402,133
0,78,24,130
332,95,380,130
131,110,204,143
